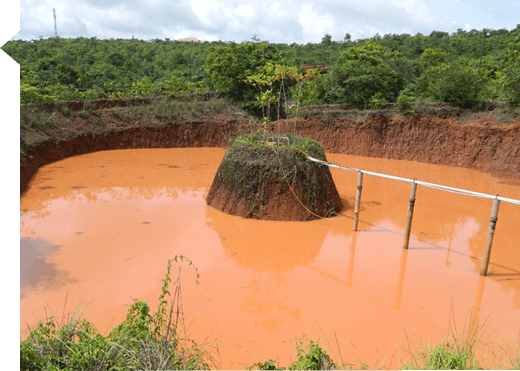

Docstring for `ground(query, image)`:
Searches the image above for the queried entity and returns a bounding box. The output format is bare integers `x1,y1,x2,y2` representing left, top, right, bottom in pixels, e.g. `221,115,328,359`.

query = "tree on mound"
206,132,343,221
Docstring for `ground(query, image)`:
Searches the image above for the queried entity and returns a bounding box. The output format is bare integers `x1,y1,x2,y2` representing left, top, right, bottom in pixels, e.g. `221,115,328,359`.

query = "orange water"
20,148,520,369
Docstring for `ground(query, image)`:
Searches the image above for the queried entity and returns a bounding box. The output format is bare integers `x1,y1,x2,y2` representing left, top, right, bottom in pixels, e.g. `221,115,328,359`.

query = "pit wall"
20,112,520,195
286,116,520,174
20,118,247,195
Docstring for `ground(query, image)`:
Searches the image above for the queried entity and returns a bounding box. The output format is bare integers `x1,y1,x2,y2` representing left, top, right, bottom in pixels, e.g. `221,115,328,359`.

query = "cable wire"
306,156,520,206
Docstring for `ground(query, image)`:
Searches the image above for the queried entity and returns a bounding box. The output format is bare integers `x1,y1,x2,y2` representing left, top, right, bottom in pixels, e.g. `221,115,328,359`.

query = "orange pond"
20,148,520,369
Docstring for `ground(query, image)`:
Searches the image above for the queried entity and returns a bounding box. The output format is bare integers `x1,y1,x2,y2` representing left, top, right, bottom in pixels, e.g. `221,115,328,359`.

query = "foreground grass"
21,259,520,370
21,257,217,371
397,306,520,370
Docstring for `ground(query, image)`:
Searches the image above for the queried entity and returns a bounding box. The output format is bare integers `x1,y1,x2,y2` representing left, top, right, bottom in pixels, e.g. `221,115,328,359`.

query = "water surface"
20,148,520,369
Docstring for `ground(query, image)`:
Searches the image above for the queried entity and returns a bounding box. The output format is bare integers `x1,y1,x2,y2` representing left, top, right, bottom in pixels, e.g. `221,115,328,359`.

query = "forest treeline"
3,25,520,114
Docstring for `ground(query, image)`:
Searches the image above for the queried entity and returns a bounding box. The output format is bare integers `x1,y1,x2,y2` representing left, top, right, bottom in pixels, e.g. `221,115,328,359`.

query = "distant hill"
175,37,204,43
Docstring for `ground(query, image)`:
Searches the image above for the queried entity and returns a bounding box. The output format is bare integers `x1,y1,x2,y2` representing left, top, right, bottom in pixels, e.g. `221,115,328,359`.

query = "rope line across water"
306,156,520,206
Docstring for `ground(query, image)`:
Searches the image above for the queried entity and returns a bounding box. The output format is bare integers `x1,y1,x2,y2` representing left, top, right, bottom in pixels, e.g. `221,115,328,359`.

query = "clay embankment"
292,110,520,174
20,98,520,195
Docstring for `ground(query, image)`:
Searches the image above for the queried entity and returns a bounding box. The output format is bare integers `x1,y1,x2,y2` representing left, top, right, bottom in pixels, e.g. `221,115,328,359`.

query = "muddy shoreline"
20,98,520,195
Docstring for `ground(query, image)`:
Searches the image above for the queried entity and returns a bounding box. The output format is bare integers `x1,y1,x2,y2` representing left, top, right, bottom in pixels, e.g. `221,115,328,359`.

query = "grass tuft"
20,259,217,370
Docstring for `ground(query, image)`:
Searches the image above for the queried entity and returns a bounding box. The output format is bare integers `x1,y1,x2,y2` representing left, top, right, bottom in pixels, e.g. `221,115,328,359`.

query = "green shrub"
250,338,335,370
20,259,212,370
325,40,398,104
294,73,328,106
288,338,335,370
397,93,416,115
20,83,44,104
415,58,485,107
369,92,388,109
503,63,520,106
254,359,284,370
205,41,282,116
130,76,158,97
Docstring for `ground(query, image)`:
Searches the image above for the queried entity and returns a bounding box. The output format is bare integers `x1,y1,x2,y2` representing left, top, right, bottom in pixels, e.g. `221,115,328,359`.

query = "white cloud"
11,0,520,43
190,0,223,27
235,4,254,18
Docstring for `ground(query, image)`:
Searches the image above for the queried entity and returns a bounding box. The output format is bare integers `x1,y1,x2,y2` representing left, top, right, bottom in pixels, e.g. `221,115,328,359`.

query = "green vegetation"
19,96,233,127
5,26,520,111
397,306,520,370
303,40,399,105
20,257,215,371
205,41,282,114
251,337,336,370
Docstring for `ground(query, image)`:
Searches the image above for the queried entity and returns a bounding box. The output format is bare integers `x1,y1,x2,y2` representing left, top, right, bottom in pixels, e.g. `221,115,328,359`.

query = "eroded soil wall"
20,117,249,194
274,115,520,174
20,104,520,195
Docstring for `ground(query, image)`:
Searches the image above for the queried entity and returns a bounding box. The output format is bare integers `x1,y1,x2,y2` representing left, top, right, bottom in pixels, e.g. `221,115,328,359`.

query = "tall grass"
20,258,218,371
20,97,235,139
396,305,520,370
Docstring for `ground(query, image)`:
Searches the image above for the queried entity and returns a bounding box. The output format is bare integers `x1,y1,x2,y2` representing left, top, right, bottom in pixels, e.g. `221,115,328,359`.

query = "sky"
6,0,520,44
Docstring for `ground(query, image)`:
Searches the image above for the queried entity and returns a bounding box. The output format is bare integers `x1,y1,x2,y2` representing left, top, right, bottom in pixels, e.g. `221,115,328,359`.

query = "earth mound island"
206,132,344,221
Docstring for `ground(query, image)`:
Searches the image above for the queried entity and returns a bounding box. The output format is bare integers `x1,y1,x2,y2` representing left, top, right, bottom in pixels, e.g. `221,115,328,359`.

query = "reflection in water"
206,206,327,272
20,238,77,299
238,274,301,333
347,233,356,287
395,249,408,310
20,148,520,369
471,276,487,335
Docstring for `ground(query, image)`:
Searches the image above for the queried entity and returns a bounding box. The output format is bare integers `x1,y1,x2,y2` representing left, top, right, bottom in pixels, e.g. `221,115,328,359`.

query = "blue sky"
5,0,520,44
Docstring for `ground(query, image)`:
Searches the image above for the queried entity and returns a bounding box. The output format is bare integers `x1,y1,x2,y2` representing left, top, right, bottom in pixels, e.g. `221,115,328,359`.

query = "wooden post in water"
353,171,363,231
480,197,500,276
403,181,417,249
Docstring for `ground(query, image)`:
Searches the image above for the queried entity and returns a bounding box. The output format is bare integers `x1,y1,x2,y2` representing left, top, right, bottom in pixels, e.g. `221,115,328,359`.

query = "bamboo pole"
353,171,363,231
403,181,417,249
480,197,500,276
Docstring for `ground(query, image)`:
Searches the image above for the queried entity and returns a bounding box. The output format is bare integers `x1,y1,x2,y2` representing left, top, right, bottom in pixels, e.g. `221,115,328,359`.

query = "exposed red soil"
205,145,343,221
20,97,520,197
285,113,520,174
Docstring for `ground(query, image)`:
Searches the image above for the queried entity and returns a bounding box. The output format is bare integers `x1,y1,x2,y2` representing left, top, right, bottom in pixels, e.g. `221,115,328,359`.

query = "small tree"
501,33,520,106
246,63,319,137
205,41,281,114
321,34,332,46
